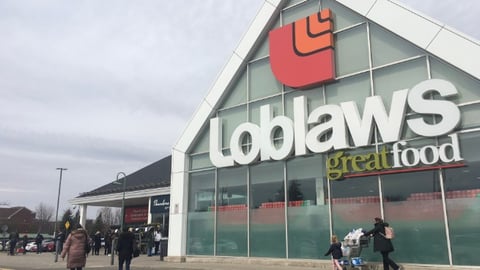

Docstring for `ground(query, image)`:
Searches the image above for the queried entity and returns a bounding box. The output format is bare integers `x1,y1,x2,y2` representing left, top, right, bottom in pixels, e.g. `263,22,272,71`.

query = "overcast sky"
0,1,478,220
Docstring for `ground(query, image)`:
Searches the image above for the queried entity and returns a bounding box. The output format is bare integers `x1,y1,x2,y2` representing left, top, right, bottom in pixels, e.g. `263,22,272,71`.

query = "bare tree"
35,202,55,221
113,208,121,226
97,207,121,228
35,202,55,233
98,207,116,227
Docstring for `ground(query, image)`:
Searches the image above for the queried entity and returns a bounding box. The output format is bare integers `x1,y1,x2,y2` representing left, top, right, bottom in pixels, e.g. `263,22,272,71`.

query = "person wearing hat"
363,217,401,270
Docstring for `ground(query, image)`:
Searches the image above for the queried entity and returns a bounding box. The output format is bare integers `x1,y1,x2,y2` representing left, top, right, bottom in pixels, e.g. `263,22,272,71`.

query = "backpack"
382,226,395,239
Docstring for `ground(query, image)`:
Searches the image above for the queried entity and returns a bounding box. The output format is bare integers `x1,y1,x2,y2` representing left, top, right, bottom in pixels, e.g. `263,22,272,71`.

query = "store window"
220,71,247,109
381,170,448,264
443,131,480,266
321,0,364,30
369,23,423,68
248,58,281,101
282,0,318,26
330,174,379,262
250,161,286,258
187,170,215,255
335,23,369,76
217,105,248,149
430,58,480,104
216,167,248,256
286,155,329,259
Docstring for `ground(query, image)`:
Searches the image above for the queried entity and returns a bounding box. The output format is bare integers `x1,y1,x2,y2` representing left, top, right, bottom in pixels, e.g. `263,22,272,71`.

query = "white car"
25,241,39,251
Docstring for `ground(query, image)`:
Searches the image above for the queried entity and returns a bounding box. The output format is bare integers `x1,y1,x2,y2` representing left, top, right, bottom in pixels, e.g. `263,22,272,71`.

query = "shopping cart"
341,228,369,269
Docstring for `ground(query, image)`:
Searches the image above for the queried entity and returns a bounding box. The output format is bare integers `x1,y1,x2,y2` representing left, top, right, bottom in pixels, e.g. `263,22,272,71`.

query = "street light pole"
111,172,127,266
54,168,67,263
116,172,127,232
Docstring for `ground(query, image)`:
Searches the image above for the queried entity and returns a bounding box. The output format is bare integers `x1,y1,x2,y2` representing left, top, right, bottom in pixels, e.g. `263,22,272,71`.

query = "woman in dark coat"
116,228,136,270
61,224,88,270
363,217,400,270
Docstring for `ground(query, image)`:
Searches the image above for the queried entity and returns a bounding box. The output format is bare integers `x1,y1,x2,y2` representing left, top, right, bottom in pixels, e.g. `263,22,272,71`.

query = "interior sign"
209,79,463,173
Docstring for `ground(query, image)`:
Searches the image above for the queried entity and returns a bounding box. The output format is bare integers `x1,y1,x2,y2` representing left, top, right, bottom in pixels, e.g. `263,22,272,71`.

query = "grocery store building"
169,0,480,268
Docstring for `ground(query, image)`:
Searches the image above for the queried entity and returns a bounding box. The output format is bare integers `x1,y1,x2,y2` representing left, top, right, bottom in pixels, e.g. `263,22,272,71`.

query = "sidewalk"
0,252,326,270
1,252,479,270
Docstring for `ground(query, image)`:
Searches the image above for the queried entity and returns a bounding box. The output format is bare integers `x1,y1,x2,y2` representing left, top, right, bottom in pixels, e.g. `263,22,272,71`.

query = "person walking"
363,217,401,270
104,230,112,256
116,227,136,270
93,231,102,255
56,230,66,255
324,235,343,270
154,228,161,255
22,234,28,255
61,224,89,270
34,233,44,254
145,227,154,257
8,231,18,256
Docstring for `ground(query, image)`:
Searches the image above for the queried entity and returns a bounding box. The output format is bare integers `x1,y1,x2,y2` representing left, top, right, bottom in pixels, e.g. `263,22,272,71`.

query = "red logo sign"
269,9,335,89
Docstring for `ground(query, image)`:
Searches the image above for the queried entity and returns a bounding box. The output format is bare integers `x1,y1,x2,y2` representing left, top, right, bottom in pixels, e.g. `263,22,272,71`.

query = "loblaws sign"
207,10,464,178
209,79,464,178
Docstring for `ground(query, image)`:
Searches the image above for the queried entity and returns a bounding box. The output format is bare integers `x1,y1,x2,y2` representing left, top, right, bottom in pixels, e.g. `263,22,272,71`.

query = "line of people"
6,231,46,255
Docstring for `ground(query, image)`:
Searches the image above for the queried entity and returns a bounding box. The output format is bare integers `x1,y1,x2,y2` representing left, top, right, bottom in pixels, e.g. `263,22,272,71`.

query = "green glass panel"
370,23,423,68
373,57,428,105
190,153,213,170
443,131,480,266
249,96,282,125
335,24,369,76
216,167,248,256
217,105,248,149
188,170,215,212
282,1,319,25
285,0,307,8
221,71,247,109
321,0,364,30
250,161,286,258
187,212,214,255
325,72,370,111
287,155,330,259
330,174,379,263
459,103,480,129
430,57,480,104
190,127,209,154
187,171,215,255
252,33,271,61
285,85,324,120
249,58,282,101
381,170,448,264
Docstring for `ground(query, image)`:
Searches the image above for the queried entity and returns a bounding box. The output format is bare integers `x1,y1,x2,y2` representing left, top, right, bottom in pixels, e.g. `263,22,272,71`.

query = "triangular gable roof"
0,207,32,220
172,0,480,166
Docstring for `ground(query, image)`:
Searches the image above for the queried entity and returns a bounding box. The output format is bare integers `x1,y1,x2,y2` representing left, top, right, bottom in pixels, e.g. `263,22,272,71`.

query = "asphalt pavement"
0,252,328,270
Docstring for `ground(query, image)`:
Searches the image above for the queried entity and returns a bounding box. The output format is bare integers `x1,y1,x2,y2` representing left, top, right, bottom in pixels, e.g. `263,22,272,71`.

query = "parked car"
26,239,55,252
42,239,56,252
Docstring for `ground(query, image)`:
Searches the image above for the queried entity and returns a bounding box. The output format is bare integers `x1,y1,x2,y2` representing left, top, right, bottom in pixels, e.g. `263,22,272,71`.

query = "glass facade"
184,0,480,267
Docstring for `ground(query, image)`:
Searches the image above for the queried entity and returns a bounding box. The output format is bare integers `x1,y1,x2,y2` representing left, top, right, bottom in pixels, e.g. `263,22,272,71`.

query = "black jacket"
116,231,135,259
324,242,343,259
363,222,394,253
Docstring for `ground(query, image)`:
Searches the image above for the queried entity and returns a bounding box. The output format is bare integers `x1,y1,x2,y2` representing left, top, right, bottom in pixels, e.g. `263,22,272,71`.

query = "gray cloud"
0,1,477,218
